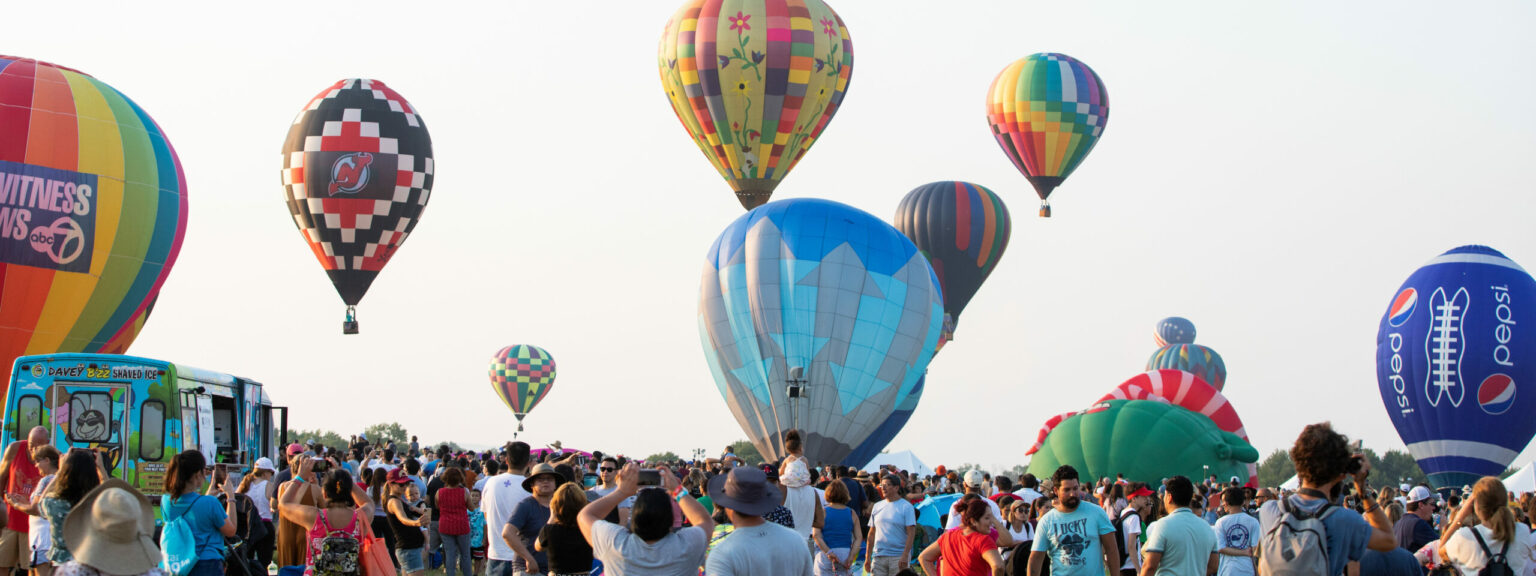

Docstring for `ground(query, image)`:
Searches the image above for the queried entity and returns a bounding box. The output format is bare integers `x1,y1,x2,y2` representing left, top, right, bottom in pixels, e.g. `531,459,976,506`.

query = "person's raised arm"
350,480,373,518
278,457,320,530
580,462,640,545
217,471,238,537
661,467,712,535
1350,458,1397,552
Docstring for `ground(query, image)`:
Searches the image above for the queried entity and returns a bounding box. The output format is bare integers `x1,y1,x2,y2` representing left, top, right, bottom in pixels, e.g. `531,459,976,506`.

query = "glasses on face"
600,468,615,472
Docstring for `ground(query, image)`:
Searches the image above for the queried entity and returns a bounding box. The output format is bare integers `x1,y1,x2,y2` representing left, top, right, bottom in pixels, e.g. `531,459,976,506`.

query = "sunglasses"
600,467,615,472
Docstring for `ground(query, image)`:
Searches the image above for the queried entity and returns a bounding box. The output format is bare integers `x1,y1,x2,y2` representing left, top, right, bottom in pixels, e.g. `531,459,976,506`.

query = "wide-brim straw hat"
63,478,158,575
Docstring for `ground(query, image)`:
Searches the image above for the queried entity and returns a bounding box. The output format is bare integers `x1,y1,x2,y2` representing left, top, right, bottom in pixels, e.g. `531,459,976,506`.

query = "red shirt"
6,441,39,533
938,528,998,576
435,486,471,536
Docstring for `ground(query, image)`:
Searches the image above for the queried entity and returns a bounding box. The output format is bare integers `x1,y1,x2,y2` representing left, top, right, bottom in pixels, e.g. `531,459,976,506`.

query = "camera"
638,469,661,487
312,457,330,473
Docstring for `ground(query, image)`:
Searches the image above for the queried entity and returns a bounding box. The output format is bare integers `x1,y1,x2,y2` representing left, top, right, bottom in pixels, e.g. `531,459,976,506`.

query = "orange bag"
359,518,394,576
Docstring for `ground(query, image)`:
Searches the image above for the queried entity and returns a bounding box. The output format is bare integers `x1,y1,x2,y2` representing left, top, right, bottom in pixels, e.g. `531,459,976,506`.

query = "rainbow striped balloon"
894,181,1011,348
659,0,855,210
986,53,1109,217
489,345,557,432
0,56,187,385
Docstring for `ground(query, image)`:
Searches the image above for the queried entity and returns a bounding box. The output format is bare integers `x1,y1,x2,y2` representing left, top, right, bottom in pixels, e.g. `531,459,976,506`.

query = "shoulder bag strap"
1471,526,1494,557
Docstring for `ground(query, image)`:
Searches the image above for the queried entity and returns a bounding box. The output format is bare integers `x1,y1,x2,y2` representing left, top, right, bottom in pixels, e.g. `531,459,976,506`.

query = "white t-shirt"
1212,511,1260,576
480,473,529,561
945,497,1004,531
703,522,814,576
1444,523,1534,576
869,499,917,558
1118,509,1143,571
590,521,707,576
1013,487,1044,505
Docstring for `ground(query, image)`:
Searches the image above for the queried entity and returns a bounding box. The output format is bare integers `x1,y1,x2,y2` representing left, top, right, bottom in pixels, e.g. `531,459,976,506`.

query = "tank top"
821,505,855,549
304,508,361,576
435,487,470,536
387,498,426,549
7,441,40,532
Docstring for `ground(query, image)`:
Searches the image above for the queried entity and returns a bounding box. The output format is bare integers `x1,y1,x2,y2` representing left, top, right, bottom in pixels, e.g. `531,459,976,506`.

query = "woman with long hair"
27,449,102,567
535,483,592,576
811,479,862,576
243,458,278,571
1439,476,1533,575
435,468,472,576
213,464,267,567
276,458,374,576
383,469,430,576
778,430,825,543
365,467,397,568
162,450,238,576
919,498,1008,576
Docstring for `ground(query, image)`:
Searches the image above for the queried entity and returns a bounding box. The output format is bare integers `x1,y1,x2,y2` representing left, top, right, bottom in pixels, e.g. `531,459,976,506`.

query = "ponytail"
323,469,355,506
1472,476,1517,544
165,450,207,496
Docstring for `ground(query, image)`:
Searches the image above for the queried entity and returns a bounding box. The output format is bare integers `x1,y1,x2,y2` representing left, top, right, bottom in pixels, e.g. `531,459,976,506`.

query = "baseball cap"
386,468,411,485
1407,486,1434,504
254,458,276,472
964,470,985,487
286,443,305,456
1128,486,1155,499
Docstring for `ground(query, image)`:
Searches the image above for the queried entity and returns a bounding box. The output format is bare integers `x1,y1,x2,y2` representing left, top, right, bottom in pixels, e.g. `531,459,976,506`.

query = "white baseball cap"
1407,486,1434,504
964,470,985,487
254,457,276,472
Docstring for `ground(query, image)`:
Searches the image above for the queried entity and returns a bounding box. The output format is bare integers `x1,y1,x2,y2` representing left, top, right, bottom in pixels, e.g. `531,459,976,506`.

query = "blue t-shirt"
1258,496,1371,576
869,498,917,557
163,493,229,561
1034,502,1115,576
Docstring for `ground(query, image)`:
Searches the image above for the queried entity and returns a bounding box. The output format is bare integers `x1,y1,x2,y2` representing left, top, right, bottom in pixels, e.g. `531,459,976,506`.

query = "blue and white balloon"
1155,317,1197,346
699,199,944,465
1376,245,1536,488
842,375,925,469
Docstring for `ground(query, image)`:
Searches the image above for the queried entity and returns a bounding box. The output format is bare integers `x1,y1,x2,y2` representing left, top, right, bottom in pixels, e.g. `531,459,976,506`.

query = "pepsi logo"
328,152,374,196
1387,287,1418,327
1477,374,1516,415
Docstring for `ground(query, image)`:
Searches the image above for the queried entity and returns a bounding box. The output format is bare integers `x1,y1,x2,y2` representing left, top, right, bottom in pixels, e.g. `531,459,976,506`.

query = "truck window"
14,395,41,438
68,392,113,443
140,401,165,461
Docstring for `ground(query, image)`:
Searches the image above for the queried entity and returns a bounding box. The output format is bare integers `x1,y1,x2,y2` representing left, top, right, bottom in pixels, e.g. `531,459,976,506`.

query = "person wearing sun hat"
55,478,162,576
704,465,812,575
504,464,562,575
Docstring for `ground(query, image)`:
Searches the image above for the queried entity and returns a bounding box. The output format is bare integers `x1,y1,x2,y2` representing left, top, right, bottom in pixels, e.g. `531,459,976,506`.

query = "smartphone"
638,469,661,487
312,457,330,473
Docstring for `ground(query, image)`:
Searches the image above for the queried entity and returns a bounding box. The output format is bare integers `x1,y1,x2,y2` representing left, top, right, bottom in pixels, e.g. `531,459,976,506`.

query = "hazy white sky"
13,0,1535,471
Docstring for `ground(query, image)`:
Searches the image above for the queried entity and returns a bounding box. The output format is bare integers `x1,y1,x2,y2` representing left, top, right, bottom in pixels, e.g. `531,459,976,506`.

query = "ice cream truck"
4,353,287,508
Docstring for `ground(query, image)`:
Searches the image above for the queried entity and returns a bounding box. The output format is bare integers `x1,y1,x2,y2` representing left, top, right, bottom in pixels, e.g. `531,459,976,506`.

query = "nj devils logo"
328,152,374,196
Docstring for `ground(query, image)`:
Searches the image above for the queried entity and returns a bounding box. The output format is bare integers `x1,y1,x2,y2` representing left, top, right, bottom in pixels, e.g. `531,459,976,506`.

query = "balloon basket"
342,306,359,335
1038,203,1051,218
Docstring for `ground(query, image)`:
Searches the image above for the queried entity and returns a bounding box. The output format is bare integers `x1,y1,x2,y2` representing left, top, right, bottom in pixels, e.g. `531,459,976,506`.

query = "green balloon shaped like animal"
1028,400,1259,484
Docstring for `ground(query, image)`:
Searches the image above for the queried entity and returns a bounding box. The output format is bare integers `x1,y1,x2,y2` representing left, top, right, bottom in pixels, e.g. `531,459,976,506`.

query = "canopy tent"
1280,474,1299,491
862,450,934,477
1504,461,1535,494
916,493,962,529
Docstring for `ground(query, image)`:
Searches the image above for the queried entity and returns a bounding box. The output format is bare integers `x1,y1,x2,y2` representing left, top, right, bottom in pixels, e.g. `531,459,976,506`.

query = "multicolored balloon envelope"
841,374,924,469
1098,369,1256,486
1375,245,1536,488
281,79,434,333
699,198,943,465
894,182,1011,348
1027,400,1258,485
1147,343,1227,392
489,344,557,433
659,0,854,210
1154,317,1196,347
986,53,1109,217
0,56,188,386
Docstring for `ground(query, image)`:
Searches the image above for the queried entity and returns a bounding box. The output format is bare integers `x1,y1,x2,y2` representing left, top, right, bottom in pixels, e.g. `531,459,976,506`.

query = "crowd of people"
0,424,1531,576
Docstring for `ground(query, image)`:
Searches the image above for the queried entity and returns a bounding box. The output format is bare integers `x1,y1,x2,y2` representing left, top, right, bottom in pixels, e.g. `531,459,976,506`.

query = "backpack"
1470,528,1512,576
1111,509,1136,569
1259,499,1335,576
307,509,362,576
160,495,204,576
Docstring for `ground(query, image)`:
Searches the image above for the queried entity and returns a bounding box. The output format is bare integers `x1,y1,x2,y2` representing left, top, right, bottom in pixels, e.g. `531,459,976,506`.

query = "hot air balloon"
841,375,924,469
1147,343,1228,392
281,79,434,333
1098,369,1257,486
699,198,943,465
489,345,557,435
986,53,1109,217
894,181,1011,348
1376,246,1536,488
1027,400,1258,485
658,0,854,210
0,56,188,388
1154,317,1196,347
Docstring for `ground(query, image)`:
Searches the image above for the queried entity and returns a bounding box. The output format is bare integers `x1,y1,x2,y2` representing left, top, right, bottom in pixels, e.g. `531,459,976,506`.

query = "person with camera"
578,462,712,575
1256,423,1398,576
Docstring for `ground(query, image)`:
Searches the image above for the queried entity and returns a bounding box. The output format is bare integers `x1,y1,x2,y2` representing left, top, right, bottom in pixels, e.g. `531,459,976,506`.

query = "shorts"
30,546,47,568
869,555,907,576
396,547,425,573
0,529,27,569
471,545,486,560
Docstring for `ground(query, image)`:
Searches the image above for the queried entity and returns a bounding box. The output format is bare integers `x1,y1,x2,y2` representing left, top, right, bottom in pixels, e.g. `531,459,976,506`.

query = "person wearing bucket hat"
704,466,812,575
55,479,160,576
578,462,712,575
503,464,563,575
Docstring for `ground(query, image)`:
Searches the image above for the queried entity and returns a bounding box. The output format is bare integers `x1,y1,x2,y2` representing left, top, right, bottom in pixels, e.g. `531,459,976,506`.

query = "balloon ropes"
281,79,434,333
490,345,557,437
0,56,188,388
986,53,1109,217
894,181,1011,349
659,0,854,210
699,198,943,466
1375,246,1536,488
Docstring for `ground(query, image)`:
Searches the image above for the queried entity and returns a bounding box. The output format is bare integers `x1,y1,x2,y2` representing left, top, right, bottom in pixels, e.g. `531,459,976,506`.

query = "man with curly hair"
1257,423,1397,575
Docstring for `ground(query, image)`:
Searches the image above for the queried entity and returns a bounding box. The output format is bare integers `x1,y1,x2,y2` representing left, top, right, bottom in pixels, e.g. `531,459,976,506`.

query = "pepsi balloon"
1375,245,1536,489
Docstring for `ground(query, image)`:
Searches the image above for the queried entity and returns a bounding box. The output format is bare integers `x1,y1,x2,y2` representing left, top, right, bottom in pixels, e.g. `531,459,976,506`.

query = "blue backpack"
160,495,204,576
